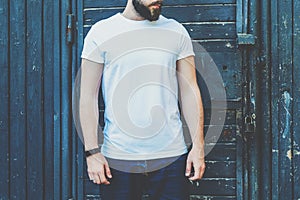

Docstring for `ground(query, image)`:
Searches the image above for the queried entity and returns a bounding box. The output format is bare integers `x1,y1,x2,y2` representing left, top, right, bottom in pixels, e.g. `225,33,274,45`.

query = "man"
79,0,205,199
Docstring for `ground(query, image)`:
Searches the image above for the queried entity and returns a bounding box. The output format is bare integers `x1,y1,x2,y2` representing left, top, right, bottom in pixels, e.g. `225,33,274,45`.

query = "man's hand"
86,153,112,185
185,146,206,181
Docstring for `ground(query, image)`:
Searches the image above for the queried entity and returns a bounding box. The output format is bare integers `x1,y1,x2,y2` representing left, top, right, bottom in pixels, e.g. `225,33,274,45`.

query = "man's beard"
132,0,162,21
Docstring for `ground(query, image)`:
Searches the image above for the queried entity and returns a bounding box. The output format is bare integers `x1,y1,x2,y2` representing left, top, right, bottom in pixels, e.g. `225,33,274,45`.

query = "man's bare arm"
80,59,112,185
177,56,205,181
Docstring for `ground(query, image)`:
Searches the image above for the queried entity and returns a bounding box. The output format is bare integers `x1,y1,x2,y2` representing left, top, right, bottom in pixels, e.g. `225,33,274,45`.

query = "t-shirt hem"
177,52,195,60
81,54,104,64
102,148,188,161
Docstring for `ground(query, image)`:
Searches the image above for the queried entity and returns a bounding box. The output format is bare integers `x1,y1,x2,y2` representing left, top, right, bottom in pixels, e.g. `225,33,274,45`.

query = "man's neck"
122,2,145,21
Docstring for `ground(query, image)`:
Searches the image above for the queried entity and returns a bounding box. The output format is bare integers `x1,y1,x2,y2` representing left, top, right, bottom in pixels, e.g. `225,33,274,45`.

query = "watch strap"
85,147,101,157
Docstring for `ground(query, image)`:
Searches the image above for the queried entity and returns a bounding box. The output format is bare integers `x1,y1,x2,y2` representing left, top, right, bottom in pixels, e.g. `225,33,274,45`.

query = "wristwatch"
85,147,101,157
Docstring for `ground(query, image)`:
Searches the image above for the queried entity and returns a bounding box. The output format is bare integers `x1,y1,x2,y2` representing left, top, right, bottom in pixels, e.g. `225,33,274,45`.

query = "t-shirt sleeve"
177,25,195,60
81,26,105,63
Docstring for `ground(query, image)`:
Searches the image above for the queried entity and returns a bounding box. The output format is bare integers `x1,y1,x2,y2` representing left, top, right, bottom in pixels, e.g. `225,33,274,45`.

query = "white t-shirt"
81,13,195,160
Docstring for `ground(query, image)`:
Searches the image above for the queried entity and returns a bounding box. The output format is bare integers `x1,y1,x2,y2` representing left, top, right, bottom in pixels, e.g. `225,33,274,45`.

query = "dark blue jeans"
100,153,190,200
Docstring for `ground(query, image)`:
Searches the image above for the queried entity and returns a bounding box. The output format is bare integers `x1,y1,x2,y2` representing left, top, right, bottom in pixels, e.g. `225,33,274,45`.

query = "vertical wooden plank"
240,49,249,200
258,0,272,199
61,0,73,199
293,0,300,199
77,0,84,199
43,0,55,199
277,0,293,199
270,0,279,199
53,0,61,199
247,0,259,199
0,0,10,198
26,0,44,199
9,0,27,199
236,110,244,200
236,0,243,33
71,0,80,198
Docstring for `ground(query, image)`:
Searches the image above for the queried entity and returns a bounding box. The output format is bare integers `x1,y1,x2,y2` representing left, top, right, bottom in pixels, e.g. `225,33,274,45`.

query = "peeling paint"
287,150,292,160
54,113,58,121
251,97,256,111
286,149,300,160
272,149,279,153
294,150,300,156
282,91,292,139
282,16,288,29
225,42,233,48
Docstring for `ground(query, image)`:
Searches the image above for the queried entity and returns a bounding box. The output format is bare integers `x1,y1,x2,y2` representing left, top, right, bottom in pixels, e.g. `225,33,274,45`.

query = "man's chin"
148,11,161,21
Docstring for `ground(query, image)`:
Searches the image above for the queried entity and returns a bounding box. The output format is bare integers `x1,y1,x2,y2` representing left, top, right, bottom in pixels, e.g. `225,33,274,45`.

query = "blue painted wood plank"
184,23,236,40
163,5,236,24
53,0,61,199
202,125,237,143
43,0,55,199
26,0,44,199
0,0,9,199
236,0,242,33
83,5,236,26
238,46,250,200
277,0,293,199
189,179,236,196
204,109,236,125
258,0,272,199
246,0,259,199
270,0,280,199
236,110,243,200
190,196,236,200
293,0,300,199
84,0,236,8
203,161,236,178
86,194,236,200
77,1,87,198
84,23,237,40
9,0,27,199
61,0,73,199
71,10,79,196
194,52,241,100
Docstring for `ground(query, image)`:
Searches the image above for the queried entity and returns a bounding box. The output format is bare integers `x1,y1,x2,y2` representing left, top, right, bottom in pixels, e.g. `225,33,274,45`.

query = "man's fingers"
86,153,111,185
185,160,192,177
99,168,110,185
188,166,200,181
105,163,112,178
91,172,101,184
188,163,206,181
88,172,94,181
199,164,206,179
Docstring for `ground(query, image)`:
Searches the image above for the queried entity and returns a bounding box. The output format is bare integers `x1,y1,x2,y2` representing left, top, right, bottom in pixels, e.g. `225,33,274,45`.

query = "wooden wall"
0,0,299,200
267,0,300,199
0,0,78,199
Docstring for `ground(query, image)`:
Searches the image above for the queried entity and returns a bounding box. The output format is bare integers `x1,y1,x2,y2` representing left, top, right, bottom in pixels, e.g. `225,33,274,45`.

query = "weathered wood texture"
84,0,235,8
9,0,27,199
269,0,300,200
0,0,9,198
0,0,75,199
80,1,242,199
1,0,299,199
293,0,300,199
